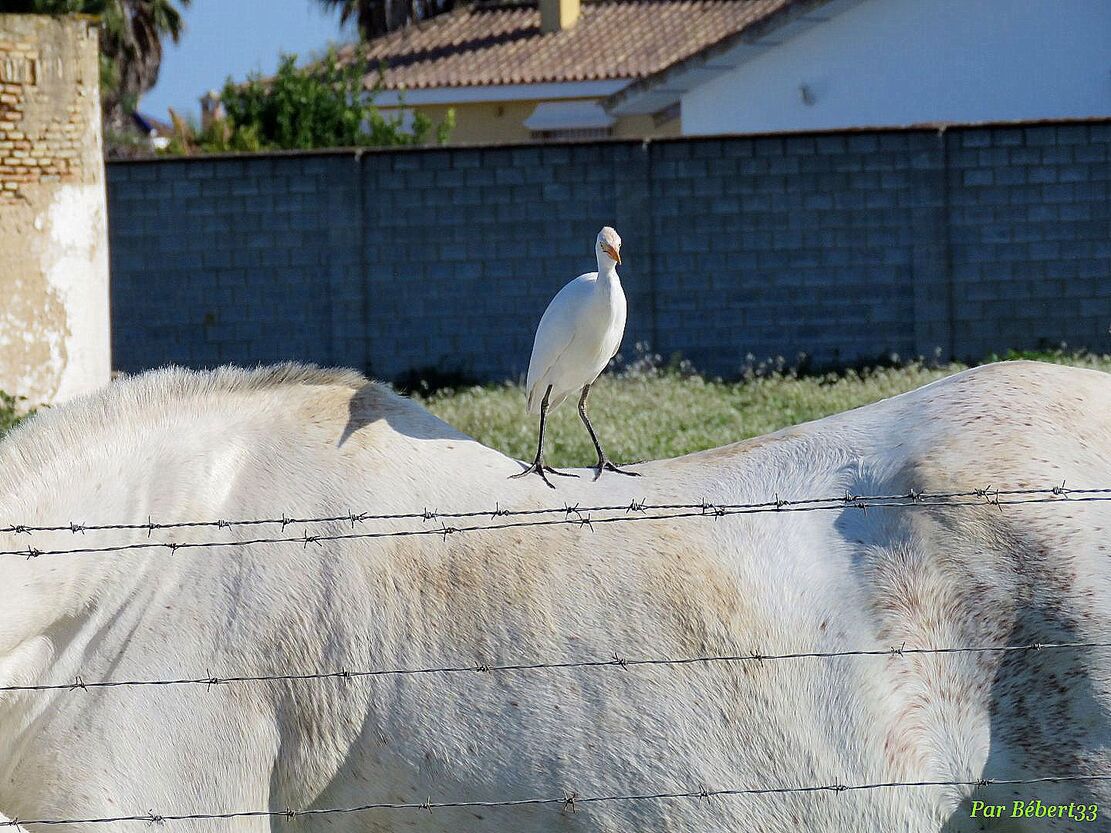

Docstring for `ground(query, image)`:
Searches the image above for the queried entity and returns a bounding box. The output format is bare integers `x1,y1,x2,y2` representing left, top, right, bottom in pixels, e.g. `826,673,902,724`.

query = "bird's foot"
510,459,579,489
592,457,642,481
544,465,578,477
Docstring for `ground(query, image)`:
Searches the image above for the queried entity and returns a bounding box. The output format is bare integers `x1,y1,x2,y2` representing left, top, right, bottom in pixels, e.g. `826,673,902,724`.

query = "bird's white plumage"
525,228,626,414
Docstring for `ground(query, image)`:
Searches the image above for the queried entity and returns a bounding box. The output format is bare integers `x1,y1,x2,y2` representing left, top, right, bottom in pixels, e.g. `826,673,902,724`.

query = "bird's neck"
595,260,620,292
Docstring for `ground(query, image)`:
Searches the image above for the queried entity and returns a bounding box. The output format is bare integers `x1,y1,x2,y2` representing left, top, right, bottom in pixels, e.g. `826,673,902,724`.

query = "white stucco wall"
681,0,1111,136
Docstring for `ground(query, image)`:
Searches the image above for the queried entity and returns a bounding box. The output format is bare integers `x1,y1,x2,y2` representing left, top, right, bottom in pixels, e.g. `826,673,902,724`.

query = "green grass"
417,350,1111,468
0,390,27,438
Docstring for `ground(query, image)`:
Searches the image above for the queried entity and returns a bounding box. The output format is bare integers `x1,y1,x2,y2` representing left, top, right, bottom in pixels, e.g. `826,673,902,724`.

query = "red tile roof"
337,0,798,90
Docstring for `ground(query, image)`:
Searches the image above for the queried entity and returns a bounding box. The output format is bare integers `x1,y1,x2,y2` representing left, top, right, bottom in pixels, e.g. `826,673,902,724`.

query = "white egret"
511,226,641,488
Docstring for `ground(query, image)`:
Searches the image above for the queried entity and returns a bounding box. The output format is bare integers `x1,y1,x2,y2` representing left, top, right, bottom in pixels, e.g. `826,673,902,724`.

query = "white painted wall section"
680,0,1111,135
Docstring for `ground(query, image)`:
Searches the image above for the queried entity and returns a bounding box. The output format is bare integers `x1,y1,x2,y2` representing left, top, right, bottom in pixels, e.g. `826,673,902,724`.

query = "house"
347,0,803,143
130,112,173,151
347,0,1110,144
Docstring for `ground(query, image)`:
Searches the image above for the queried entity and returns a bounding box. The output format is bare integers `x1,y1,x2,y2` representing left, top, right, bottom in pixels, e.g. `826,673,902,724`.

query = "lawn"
416,351,1111,468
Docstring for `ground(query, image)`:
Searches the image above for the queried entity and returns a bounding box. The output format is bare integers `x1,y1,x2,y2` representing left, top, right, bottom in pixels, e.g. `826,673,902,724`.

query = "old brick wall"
106,119,1111,382
0,14,110,404
0,24,83,201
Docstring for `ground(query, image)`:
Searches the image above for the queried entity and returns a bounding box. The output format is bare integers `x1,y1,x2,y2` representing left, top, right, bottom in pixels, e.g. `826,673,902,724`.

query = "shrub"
167,49,453,153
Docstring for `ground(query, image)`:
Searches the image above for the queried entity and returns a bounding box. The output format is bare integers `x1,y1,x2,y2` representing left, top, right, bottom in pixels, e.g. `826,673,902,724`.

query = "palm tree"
0,0,190,129
96,0,191,131
316,0,457,40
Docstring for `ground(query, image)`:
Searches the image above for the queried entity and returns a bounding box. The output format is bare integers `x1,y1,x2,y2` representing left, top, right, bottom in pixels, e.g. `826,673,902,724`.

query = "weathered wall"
106,119,1111,381
0,14,110,406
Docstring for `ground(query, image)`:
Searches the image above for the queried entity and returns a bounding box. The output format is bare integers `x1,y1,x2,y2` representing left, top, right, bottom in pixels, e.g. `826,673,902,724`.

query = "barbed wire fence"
3,484,1110,560
1,481,1109,826
3,775,1109,828
2,640,1109,696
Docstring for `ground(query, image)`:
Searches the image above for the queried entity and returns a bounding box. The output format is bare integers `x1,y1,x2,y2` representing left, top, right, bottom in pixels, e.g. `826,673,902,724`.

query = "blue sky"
142,0,355,121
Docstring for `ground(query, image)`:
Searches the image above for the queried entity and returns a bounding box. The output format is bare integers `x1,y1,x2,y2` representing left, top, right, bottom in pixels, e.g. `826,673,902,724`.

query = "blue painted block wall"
107,119,1111,381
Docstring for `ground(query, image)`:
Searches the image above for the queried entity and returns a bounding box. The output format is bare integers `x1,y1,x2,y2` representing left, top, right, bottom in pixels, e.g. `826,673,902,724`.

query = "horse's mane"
187,362,369,393
0,363,384,485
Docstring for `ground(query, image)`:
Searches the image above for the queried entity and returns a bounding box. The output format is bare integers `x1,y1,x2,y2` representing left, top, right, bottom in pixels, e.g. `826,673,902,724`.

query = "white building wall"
681,0,1111,136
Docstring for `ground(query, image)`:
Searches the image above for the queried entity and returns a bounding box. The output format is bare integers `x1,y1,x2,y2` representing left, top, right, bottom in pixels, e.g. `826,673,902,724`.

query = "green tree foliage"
179,50,453,152
0,1,191,131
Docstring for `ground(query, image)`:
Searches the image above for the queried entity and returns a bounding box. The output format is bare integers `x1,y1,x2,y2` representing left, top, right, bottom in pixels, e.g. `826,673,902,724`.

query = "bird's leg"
578,384,641,481
510,386,578,488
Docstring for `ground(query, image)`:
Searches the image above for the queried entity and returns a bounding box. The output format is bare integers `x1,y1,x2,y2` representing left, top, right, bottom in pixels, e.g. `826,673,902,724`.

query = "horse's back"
0,360,1108,832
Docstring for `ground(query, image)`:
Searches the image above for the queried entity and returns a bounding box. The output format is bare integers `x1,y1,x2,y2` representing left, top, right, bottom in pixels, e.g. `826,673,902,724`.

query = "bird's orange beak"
603,243,621,264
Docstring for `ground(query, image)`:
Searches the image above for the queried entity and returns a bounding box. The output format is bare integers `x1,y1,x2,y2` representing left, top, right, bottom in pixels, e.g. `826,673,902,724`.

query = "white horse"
0,361,1107,832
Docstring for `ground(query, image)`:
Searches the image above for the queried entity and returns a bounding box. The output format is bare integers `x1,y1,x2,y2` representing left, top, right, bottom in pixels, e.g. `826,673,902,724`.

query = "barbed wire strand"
5,490,1111,560
2,774,1108,827
3,639,1108,695
0,483,1102,538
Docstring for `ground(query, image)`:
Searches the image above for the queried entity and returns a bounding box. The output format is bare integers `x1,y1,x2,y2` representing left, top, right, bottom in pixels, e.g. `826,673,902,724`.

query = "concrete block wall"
648,131,937,373
107,118,1111,382
946,122,1111,358
110,153,361,369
